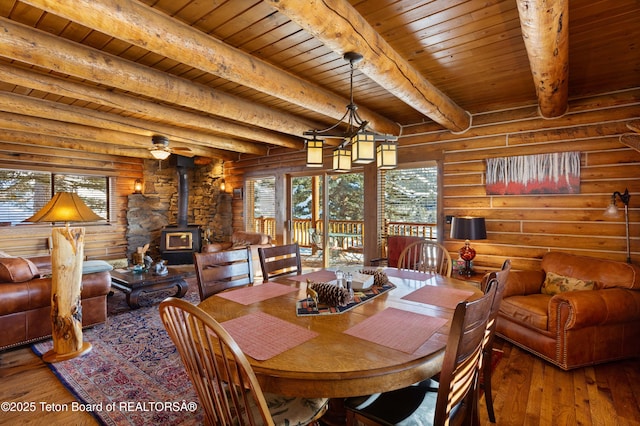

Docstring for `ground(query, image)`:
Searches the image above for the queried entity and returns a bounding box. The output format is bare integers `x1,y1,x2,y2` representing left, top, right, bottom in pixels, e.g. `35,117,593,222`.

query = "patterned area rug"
32,280,203,426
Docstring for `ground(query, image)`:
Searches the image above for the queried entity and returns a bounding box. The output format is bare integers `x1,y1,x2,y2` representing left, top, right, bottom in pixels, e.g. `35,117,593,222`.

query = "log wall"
435,89,640,270
0,143,143,260
227,88,640,271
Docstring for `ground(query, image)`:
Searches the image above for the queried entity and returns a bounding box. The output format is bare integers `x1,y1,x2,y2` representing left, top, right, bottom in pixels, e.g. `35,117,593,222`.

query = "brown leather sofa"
201,230,273,277
496,251,640,370
0,255,112,351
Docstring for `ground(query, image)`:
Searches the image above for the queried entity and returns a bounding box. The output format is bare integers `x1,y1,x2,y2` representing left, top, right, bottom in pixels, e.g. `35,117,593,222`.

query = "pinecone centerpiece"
307,280,350,307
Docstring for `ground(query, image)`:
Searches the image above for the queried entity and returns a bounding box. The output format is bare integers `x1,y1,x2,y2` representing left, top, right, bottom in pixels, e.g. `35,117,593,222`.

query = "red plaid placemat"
343,308,447,354
384,268,433,281
401,285,474,309
216,282,297,305
288,270,337,283
221,312,318,360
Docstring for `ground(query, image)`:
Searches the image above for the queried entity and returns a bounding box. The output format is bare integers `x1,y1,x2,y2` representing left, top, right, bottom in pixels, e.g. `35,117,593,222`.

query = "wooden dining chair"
258,243,302,282
193,247,254,301
159,297,328,426
397,240,452,277
370,235,424,267
344,282,497,426
479,259,511,423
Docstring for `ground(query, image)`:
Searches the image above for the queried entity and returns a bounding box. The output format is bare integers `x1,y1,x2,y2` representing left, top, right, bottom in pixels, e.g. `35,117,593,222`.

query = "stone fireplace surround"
126,158,232,262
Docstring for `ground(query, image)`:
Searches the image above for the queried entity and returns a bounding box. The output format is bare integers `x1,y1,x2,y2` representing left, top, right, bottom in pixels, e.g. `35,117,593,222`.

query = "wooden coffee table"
110,267,193,308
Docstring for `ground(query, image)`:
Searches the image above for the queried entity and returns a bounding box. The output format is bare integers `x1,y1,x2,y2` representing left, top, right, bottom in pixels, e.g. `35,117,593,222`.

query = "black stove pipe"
176,165,189,228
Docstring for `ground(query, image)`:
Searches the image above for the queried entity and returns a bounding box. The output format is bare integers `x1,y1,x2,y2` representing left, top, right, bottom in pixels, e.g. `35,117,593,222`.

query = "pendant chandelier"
304,52,398,172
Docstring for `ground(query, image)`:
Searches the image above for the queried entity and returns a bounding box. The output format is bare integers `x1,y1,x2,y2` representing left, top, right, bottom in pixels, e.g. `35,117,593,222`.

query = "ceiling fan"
149,135,192,160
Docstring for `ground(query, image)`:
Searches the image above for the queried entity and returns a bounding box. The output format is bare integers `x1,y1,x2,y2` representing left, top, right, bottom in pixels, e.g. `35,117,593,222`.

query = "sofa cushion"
542,252,640,290
0,257,39,283
541,271,597,296
82,260,113,274
499,294,551,331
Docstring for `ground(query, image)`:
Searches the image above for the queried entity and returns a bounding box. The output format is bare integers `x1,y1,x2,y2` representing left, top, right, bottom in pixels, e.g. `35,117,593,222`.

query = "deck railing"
252,218,437,252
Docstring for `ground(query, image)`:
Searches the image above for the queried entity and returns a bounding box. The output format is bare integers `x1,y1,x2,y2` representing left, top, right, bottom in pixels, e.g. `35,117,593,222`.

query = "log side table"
110,267,193,308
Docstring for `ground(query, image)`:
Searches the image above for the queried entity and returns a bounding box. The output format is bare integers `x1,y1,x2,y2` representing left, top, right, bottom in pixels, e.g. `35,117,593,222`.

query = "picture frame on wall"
233,188,243,199
486,151,580,195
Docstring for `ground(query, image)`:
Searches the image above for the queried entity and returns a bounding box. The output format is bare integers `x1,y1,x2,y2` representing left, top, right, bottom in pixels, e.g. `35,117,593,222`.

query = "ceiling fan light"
306,138,324,167
150,148,171,160
377,141,397,169
351,131,376,164
333,148,351,173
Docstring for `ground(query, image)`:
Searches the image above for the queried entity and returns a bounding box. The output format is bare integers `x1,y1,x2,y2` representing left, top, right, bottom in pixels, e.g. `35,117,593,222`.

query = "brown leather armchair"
496,252,640,370
0,255,111,350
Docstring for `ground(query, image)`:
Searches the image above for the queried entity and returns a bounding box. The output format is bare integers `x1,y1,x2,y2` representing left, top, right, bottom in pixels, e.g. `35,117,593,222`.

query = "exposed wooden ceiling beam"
0,111,230,159
21,0,400,136
0,90,267,156
0,17,310,145
517,0,569,118
0,63,299,151
0,129,151,159
264,0,471,133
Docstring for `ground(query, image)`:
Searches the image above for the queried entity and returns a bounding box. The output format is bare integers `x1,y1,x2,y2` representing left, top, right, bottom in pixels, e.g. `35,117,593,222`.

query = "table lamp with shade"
24,192,104,363
450,216,487,277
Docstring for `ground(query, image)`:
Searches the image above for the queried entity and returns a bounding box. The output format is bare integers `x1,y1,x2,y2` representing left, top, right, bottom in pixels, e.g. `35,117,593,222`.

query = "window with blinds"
0,169,110,225
245,177,276,237
379,164,438,239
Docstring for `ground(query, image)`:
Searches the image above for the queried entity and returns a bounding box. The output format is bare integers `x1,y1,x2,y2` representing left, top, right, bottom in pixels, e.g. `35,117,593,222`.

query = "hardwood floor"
1,338,638,425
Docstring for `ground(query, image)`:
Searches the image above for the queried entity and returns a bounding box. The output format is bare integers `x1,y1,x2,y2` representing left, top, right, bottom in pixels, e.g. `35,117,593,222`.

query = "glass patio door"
327,172,364,267
290,172,365,269
291,175,324,268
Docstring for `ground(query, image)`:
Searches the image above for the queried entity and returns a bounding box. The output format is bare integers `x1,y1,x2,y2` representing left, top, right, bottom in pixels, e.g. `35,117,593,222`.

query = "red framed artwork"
486,152,580,195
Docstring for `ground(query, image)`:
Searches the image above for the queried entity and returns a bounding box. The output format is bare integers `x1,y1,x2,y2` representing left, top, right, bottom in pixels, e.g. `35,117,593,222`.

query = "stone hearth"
126,159,232,261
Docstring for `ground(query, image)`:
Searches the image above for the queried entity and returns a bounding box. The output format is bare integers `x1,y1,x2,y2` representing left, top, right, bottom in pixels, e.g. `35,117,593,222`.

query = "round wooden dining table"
196,269,483,400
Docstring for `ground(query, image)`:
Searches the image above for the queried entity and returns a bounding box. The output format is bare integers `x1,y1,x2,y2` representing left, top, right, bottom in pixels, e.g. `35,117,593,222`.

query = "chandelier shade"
351,131,376,164
304,52,398,172
377,141,397,169
306,137,324,167
333,148,352,172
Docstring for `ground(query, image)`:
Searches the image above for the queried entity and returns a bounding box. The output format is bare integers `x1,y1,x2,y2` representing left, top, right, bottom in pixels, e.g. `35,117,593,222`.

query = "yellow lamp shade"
377,141,397,169
333,148,352,172
351,131,376,164
306,138,324,167
24,192,104,224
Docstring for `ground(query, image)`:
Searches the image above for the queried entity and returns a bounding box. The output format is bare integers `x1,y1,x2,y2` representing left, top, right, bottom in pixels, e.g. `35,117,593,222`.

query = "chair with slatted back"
370,235,424,268
397,240,452,277
344,281,497,426
159,298,328,426
193,247,254,301
258,243,302,282
479,259,511,423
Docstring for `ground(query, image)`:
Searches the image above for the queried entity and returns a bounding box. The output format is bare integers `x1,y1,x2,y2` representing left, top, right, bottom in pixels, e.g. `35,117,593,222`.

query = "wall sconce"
219,178,226,192
133,179,143,194
605,188,631,263
450,216,487,277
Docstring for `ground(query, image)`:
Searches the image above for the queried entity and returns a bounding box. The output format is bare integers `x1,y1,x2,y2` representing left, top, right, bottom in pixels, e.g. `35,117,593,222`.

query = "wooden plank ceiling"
0,0,638,161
